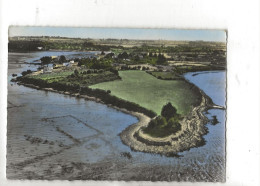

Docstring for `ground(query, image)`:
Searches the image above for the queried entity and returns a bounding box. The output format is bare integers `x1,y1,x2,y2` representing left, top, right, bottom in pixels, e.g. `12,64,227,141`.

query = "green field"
90,71,201,115
27,70,119,86
28,71,73,81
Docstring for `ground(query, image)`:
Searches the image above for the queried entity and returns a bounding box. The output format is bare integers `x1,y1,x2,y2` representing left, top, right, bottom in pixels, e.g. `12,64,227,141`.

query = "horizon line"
9,35,226,43
9,27,226,43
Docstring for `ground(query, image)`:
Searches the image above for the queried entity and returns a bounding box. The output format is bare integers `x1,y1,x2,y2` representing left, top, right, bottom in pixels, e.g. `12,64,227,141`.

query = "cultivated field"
90,70,201,115
27,69,120,86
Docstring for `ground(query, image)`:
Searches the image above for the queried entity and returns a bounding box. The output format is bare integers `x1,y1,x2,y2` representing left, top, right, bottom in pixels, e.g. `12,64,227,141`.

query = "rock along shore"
119,89,216,157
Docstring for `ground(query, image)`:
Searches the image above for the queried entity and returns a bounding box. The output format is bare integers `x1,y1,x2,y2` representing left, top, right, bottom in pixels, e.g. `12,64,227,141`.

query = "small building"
43,66,53,73
63,62,71,67
37,47,43,50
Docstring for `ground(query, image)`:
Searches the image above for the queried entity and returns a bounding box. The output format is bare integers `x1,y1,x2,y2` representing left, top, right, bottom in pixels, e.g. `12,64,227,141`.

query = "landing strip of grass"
90,70,201,115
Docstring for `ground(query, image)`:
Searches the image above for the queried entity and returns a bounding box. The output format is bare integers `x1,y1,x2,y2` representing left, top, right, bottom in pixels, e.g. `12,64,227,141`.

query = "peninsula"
11,36,226,156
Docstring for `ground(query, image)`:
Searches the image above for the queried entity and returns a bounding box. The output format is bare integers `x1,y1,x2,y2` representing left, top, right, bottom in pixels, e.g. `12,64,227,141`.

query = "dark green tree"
156,53,167,65
161,102,177,121
83,42,94,48
74,69,79,76
134,55,140,61
167,117,181,131
59,55,66,63
74,58,80,62
118,52,129,59
105,52,114,58
92,57,97,63
147,116,167,129
40,56,52,64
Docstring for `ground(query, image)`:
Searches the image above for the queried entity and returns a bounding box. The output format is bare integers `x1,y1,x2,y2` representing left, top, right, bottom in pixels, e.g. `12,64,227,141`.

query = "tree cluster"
144,102,181,137
59,55,66,63
156,53,167,65
118,52,129,59
104,52,115,59
17,76,157,118
40,56,52,64
8,40,45,52
161,102,177,120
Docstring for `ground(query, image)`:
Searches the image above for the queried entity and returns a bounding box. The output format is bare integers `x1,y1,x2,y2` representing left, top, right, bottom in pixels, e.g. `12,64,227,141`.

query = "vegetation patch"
90,70,201,115
16,74,157,118
175,65,225,74
146,71,183,80
26,69,120,87
143,102,182,138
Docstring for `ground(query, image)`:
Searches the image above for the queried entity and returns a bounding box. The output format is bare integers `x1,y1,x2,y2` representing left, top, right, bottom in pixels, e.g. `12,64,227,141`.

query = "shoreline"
120,87,219,156
16,73,224,156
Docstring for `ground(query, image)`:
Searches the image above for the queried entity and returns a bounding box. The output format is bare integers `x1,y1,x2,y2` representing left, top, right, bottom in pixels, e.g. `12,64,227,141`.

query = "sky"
9,26,226,42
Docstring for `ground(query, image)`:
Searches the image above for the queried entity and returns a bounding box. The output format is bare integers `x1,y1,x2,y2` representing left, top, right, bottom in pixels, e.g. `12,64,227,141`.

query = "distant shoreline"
8,49,102,54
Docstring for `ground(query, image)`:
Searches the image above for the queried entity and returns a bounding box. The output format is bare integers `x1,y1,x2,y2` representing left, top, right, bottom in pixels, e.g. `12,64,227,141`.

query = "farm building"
63,62,71,67
43,66,53,73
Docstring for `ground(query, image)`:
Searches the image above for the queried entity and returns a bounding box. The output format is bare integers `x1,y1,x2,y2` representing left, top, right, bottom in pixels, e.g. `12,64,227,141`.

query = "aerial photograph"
7,27,226,181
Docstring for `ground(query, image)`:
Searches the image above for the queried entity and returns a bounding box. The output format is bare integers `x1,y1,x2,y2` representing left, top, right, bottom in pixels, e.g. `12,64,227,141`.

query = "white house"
63,62,71,67
43,66,53,73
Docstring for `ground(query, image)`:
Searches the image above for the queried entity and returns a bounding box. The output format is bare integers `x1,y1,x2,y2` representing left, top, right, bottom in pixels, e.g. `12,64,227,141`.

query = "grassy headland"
90,70,201,115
